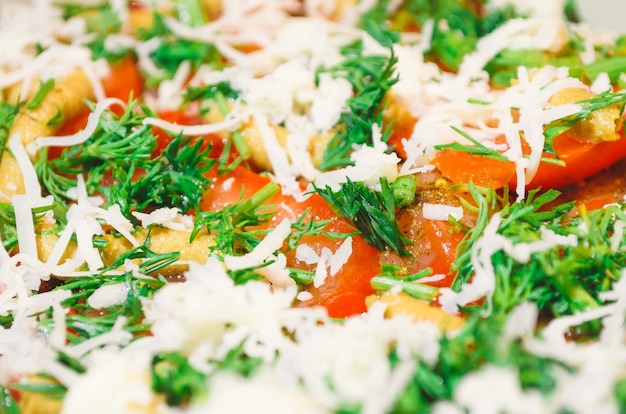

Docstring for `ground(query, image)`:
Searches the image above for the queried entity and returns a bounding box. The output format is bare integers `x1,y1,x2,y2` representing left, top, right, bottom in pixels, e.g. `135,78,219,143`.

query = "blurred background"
576,0,626,33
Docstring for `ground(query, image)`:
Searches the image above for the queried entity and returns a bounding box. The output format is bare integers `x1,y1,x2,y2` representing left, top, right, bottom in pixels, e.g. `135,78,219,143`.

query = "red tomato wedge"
201,166,380,318
432,128,626,191
432,149,516,189
102,54,144,105
523,130,626,189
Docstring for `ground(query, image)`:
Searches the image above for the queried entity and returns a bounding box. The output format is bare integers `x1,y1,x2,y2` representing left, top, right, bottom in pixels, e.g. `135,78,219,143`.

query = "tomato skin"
523,131,626,189
201,166,381,318
432,129,626,191
432,149,516,189
152,110,226,158
382,206,465,292
297,236,379,318
420,219,464,288
54,55,144,143
102,54,144,105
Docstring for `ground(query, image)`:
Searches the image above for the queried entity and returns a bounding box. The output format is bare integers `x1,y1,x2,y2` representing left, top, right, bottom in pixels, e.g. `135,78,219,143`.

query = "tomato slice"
432,149,516,189
297,235,379,318
431,128,626,191
420,219,464,288
524,130,626,189
55,55,144,141
102,54,144,105
201,166,380,318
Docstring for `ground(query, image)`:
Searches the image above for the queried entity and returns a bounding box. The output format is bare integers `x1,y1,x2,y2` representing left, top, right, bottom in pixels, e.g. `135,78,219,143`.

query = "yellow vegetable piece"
367,291,465,332
549,87,623,143
0,69,94,200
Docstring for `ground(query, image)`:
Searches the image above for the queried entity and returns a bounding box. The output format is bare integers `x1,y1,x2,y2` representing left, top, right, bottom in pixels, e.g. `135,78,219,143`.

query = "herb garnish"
0,102,20,159
543,90,626,151
371,263,439,301
317,42,397,170
152,352,207,406
452,183,626,337
26,79,55,110
314,177,411,256
36,101,216,215
192,182,280,255
137,13,223,86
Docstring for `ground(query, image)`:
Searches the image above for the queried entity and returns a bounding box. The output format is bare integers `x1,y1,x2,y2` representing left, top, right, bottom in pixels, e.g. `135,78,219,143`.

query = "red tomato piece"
524,130,626,189
296,236,379,318
54,54,144,149
420,219,465,288
102,54,144,112
432,148,516,189
152,110,226,158
201,166,381,318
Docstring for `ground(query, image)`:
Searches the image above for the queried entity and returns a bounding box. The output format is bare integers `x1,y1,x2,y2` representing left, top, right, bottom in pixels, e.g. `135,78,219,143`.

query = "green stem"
371,276,439,301
214,92,251,160
175,0,206,27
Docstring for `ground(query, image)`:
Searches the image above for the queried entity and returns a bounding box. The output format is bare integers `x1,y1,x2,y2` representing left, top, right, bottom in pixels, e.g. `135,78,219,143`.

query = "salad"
1,0,626,413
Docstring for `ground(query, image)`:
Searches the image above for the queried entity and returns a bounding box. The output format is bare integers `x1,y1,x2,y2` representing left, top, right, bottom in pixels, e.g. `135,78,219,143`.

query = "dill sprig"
405,1,519,71
184,81,251,162
137,12,223,86
451,183,626,336
434,126,510,161
357,0,400,47
0,101,20,158
0,202,56,256
284,208,355,252
317,42,398,170
38,243,173,347
391,312,563,411
27,79,55,110
56,2,127,61
110,133,215,214
152,352,208,406
36,101,217,216
313,178,411,256
543,90,626,153
152,338,263,407
192,182,280,255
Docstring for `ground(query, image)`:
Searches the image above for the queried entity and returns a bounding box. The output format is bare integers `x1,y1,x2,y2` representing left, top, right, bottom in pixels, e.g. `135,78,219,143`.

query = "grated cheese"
2,1,626,412
422,203,464,221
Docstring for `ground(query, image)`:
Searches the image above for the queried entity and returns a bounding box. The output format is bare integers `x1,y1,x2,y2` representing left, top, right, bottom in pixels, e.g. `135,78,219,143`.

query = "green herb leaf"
26,79,55,110
313,178,410,256
544,90,626,152
152,352,207,406
1,385,20,414
434,126,510,161
371,263,439,301
317,45,397,170
193,181,280,255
